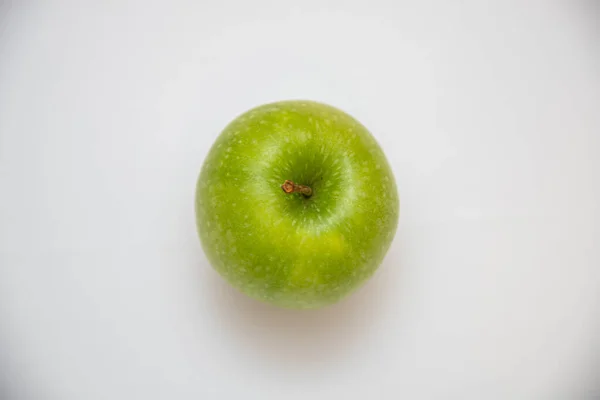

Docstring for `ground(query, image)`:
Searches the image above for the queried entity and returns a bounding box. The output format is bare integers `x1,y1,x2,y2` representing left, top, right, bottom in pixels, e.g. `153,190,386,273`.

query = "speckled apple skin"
195,100,399,309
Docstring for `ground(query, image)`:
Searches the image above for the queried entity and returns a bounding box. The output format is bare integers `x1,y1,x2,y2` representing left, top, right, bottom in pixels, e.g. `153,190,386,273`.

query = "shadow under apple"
202,255,398,372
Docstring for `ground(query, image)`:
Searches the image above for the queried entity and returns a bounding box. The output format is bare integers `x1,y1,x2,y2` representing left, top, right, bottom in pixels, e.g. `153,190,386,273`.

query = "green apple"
195,100,399,309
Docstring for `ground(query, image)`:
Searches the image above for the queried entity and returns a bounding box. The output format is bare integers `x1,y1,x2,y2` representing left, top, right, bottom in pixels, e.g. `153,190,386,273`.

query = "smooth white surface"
1,1,599,399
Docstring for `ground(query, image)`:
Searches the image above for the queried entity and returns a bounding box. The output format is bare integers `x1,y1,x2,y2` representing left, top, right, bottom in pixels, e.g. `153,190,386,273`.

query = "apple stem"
281,180,313,197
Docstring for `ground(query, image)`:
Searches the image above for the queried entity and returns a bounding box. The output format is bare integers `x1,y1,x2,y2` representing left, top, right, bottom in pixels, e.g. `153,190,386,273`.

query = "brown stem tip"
281,180,312,197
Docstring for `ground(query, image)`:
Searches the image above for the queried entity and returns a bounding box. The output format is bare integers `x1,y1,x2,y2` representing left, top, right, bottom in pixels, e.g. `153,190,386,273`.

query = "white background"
0,1,599,399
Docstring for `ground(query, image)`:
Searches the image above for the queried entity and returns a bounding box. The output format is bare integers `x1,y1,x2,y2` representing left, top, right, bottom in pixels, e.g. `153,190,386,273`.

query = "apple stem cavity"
281,180,313,197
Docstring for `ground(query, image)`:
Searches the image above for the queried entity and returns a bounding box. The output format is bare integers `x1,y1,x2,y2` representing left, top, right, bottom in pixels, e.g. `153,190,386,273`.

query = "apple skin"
196,100,399,309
